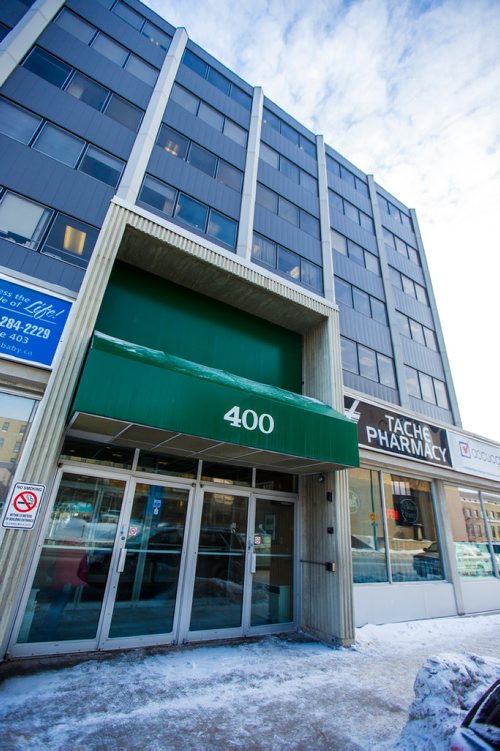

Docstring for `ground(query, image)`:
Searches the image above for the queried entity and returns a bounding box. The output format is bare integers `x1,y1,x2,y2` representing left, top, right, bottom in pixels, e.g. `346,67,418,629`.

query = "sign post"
1,482,45,530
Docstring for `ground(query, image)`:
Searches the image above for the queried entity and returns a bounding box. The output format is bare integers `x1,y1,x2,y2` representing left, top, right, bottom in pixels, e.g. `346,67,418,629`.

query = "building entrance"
11,465,296,657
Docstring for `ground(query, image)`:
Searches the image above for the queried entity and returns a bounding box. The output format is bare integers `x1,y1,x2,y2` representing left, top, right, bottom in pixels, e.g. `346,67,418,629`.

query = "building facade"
0,0,498,660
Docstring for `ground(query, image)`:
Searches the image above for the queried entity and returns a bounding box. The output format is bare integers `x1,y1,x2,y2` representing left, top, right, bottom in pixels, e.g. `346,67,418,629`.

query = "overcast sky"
145,0,500,442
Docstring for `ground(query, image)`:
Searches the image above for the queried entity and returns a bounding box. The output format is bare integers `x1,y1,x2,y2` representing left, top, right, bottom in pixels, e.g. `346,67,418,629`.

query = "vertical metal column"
236,87,263,259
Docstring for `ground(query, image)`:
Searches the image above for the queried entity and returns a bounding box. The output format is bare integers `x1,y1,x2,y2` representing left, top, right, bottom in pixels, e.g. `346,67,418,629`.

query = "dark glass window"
61,437,134,468
256,184,277,212
358,345,378,381
207,67,230,95
279,197,299,226
300,137,316,158
138,175,176,215
335,278,352,306
300,211,320,239
175,193,208,230
187,143,217,178
217,161,243,192
33,123,84,167
137,452,198,478
341,338,358,374
230,87,252,110
263,109,280,132
157,125,189,158
0,99,41,144
301,259,322,292
252,234,276,267
201,462,252,486
255,470,297,492
23,48,71,88
353,288,370,317
79,146,124,187
377,354,396,388
66,73,108,110
41,214,99,267
0,22,10,42
280,157,299,183
105,95,142,131
207,211,237,247
281,121,299,145
278,247,300,281
183,49,208,77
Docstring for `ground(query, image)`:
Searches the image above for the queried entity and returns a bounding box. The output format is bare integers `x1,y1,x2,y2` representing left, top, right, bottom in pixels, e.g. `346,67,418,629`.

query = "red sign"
13,491,38,513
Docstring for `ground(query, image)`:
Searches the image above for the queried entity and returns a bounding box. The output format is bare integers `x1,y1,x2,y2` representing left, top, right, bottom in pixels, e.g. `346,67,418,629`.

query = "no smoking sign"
1,482,45,530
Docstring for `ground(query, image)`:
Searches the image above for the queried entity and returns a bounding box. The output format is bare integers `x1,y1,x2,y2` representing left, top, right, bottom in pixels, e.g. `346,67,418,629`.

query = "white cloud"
145,0,500,441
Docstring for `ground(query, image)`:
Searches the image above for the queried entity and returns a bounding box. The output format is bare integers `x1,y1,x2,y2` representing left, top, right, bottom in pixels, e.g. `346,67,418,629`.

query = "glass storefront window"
200,461,252,487
0,391,38,513
445,487,495,578
349,468,388,583
136,451,198,479
382,474,443,582
60,438,134,469
483,493,500,573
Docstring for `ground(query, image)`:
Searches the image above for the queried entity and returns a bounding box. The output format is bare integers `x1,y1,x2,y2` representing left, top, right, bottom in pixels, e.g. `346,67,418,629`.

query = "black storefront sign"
345,397,451,467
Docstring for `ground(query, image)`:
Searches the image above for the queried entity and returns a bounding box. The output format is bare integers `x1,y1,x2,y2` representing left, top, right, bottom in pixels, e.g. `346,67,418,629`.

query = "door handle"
251,553,257,574
117,548,127,573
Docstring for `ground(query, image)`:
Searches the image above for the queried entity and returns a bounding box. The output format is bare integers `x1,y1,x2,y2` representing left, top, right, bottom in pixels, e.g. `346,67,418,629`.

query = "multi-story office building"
0,0,498,661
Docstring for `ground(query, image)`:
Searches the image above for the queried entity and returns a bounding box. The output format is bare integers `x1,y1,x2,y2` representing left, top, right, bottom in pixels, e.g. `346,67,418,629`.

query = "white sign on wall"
1,482,45,530
447,432,500,481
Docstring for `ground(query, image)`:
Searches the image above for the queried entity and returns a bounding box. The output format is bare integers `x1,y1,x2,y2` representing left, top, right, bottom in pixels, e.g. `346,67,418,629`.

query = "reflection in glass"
251,499,294,626
190,493,247,631
444,487,495,578
0,391,37,514
383,474,443,582
109,484,189,637
349,468,388,583
17,474,126,643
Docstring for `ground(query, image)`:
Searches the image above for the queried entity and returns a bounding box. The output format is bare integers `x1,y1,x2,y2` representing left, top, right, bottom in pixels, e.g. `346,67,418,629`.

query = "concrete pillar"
236,87,263,260
316,135,335,303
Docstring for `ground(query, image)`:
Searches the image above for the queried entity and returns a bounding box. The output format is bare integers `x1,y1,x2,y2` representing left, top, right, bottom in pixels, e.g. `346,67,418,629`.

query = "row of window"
378,194,413,231
138,175,238,248
181,49,252,111
262,108,316,158
157,124,243,192
0,189,98,267
331,229,380,275
383,227,419,265
335,278,387,324
96,0,171,51
395,310,438,351
329,191,373,233
259,142,317,195
406,366,449,409
255,184,320,239
0,99,124,188
389,266,428,305
169,83,247,148
22,48,143,132
54,8,159,87
326,156,369,198
341,336,396,388
252,233,323,293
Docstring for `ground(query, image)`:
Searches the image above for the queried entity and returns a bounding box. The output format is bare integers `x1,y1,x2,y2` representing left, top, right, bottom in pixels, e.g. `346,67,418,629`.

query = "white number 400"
223,406,274,434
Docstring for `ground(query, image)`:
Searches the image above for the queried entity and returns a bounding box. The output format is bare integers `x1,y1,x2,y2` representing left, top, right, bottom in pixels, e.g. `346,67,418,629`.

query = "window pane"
259,142,279,169
327,157,341,178
230,86,251,110
91,33,128,65
23,48,71,88
300,170,317,195
217,161,242,191
0,99,41,144
252,234,276,267
344,201,359,223
175,193,208,231
301,259,323,292
356,179,369,198
33,123,84,167
156,124,189,158
419,372,436,404
390,266,402,289
113,2,143,30
105,95,142,131
382,227,394,247
384,475,443,582
444,487,494,578
263,109,280,132
340,166,355,188
407,245,419,265
198,102,224,131
300,211,320,238
0,391,38,514
371,298,387,324
396,312,411,337
281,121,299,145
66,73,108,111
55,9,95,44
142,21,170,51
79,145,124,187
41,213,98,267
348,241,364,267
406,366,421,398
364,251,379,275
187,143,217,178
0,192,52,249
352,288,370,316
349,468,388,583
434,380,449,409
280,157,299,183
183,49,208,78
377,353,396,388
358,345,378,381
277,247,300,280
278,197,299,226
341,337,358,373
207,68,230,95
138,175,176,215
329,191,343,213
300,136,316,158
331,229,347,255
334,278,352,306
223,119,247,146
256,184,277,213
394,236,407,256
207,210,237,247
409,319,425,345
402,275,415,297
424,327,438,351
170,84,198,115
359,212,373,232
125,55,158,86
0,22,9,42
415,283,427,305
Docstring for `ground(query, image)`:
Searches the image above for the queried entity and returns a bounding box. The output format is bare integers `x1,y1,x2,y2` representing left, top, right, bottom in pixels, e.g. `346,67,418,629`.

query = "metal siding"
330,212,378,253
386,248,425,284
175,66,250,128
327,172,372,214
391,287,435,327
262,96,317,143
256,161,319,216
260,124,318,175
253,206,322,264
184,39,253,95
333,254,385,298
379,211,417,247
407,396,454,424
0,238,85,292
324,144,368,182
342,371,400,404
338,308,393,356
401,338,445,379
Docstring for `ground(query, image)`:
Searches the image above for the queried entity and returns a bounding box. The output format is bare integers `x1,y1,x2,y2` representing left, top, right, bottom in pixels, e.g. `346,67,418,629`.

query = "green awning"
71,332,359,469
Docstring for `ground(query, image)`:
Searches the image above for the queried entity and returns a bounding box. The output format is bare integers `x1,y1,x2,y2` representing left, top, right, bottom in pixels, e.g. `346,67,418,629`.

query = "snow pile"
398,652,500,750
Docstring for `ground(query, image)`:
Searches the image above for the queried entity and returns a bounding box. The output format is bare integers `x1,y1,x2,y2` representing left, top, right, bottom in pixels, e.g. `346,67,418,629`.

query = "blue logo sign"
0,278,72,367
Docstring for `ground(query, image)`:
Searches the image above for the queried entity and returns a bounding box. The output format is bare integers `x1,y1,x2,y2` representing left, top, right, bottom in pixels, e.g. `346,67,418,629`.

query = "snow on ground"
0,613,499,751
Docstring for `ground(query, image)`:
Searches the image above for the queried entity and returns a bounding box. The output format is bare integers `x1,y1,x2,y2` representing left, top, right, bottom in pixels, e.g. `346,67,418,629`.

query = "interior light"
290,265,300,279
164,140,179,156
63,225,86,255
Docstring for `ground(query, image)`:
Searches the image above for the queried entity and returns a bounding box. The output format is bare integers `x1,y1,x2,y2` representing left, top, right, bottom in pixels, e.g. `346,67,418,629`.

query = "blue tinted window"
348,241,364,267
92,34,128,65
139,176,176,215
301,259,322,292
259,143,278,169
0,22,10,42
280,157,299,183
79,146,124,187
252,234,276,267
187,143,217,178
0,100,41,144
256,184,277,212
170,84,199,115
371,298,386,324
364,251,379,275
434,380,449,409
300,136,316,158
353,288,370,317
175,193,208,231
377,354,396,388
23,48,71,88
300,170,317,195
300,211,320,239
335,278,352,306
55,9,95,43
105,95,142,131
207,68,230,95
230,87,252,110
113,2,143,30
341,338,358,374
329,191,343,213
142,21,170,51
278,198,299,226
217,161,242,192
358,345,378,381
157,125,189,158
207,211,237,247
183,49,208,78
33,123,84,167
359,212,373,232
344,201,359,223
281,121,299,145
125,56,158,86
198,102,224,131
66,73,108,110
277,247,300,280
223,119,247,146
263,109,280,132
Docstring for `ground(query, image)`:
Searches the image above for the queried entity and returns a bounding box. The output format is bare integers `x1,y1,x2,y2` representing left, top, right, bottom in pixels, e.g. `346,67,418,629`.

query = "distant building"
0,0,498,661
